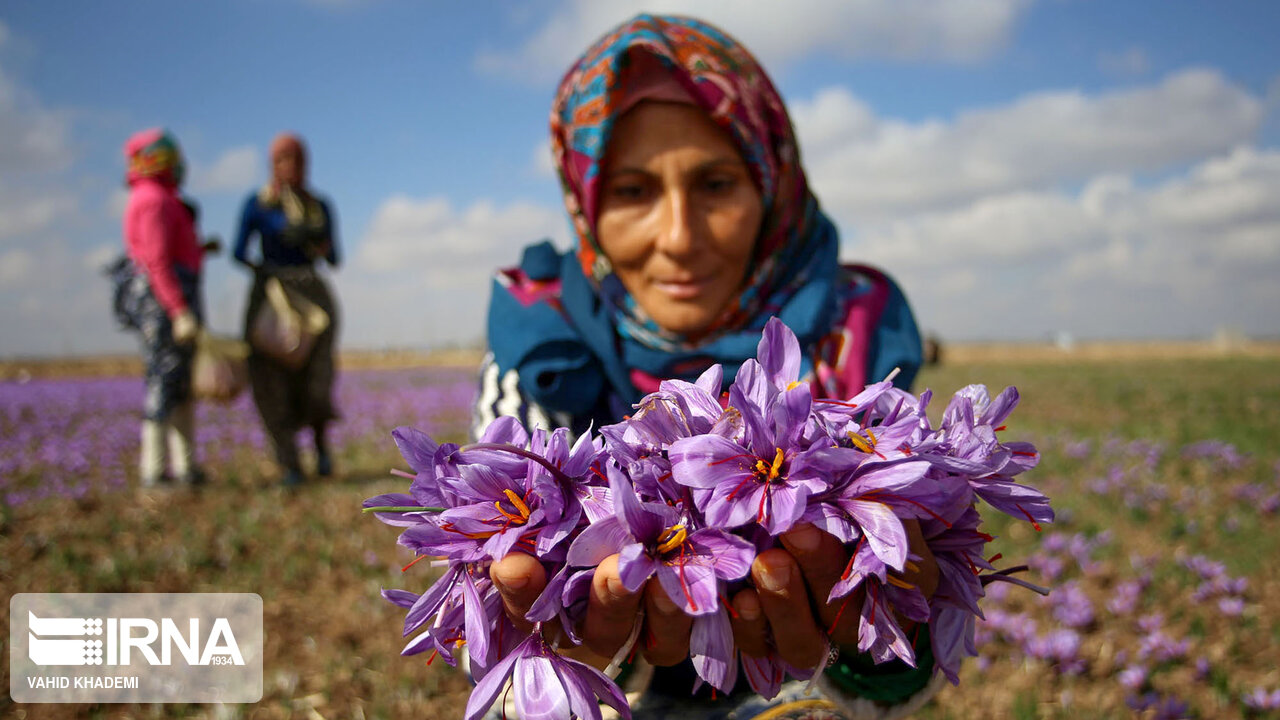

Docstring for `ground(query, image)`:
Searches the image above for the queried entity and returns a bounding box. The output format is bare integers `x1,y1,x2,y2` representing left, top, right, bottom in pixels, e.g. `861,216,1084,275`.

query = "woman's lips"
653,276,710,300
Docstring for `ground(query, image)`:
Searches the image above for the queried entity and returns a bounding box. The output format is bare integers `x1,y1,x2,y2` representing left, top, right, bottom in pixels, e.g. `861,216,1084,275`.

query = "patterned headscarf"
124,128,185,187
550,13,837,352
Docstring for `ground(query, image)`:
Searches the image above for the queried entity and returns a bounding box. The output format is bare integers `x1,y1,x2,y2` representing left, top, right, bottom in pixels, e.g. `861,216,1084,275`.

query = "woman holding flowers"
473,14,941,719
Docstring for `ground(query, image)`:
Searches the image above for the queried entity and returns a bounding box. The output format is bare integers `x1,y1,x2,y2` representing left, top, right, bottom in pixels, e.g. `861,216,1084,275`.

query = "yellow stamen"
904,560,920,573
848,428,878,454
786,380,806,391
769,448,785,479
656,525,688,554
503,488,531,518
887,575,916,590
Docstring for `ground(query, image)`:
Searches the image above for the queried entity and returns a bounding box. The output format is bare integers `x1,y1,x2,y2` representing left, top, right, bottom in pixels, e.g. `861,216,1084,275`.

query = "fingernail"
495,568,529,591
736,595,761,621
651,591,677,614
759,560,792,593
785,523,821,553
606,574,631,600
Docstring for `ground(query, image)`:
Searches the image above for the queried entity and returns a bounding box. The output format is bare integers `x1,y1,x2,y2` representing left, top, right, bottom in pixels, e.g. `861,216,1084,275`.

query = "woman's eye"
609,181,649,202
702,174,738,194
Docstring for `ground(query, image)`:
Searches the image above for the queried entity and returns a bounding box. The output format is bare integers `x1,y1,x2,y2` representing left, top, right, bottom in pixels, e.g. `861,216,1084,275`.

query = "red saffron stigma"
987,553,1003,563
1017,504,1042,531
720,593,740,620
828,595,853,635
402,554,428,572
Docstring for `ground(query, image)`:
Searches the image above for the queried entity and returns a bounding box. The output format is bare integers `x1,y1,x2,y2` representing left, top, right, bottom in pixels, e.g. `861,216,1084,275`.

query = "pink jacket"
123,178,203,318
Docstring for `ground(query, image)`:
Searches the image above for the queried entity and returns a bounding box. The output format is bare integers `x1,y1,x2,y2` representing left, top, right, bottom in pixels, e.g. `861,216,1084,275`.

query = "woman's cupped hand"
490,519,938,671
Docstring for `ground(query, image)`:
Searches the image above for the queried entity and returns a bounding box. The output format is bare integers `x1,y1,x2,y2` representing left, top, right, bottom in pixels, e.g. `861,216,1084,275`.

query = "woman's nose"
656,187,697,257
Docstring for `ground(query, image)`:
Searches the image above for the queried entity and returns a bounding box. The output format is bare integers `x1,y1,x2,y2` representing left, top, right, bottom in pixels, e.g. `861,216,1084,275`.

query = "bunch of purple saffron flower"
365,318,1054,719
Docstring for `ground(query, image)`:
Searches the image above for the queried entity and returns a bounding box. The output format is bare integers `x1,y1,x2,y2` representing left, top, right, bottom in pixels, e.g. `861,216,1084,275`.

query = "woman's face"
273,147,303,187
596,102,763,339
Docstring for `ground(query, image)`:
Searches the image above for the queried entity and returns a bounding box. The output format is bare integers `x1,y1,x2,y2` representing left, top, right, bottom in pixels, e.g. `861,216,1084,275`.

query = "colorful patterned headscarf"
124,128,185,187
550,13,837,352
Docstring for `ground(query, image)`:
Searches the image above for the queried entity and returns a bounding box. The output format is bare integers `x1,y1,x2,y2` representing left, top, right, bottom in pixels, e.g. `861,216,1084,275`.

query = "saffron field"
1,354,1278,719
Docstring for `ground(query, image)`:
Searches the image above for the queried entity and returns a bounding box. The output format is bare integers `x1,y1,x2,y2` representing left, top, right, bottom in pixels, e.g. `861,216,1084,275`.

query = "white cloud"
852,147,1280,341
337,195,568,348
793,69,1264,224
189,145,261,194
0,183,78,243
479,0,1031,81
0,248,35,285
0,67,74,175
531,139,555,178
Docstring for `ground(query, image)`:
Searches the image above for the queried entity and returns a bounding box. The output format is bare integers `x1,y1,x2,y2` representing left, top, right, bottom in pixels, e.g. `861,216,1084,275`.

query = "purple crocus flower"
1243,687,1280,711
665,318,846,535
1118,664,1147,690
1125,692,1191,720
464,628,630,720
566,466,755,616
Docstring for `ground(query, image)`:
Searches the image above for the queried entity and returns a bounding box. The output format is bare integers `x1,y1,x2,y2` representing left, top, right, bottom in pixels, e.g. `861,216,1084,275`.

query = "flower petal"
392,426,439,473
617,542,659,593
513,654,571,720
690,605,738,692
656,559,718,615
668,434,755,489
566,517,632,567
463,632,527,720
842,498,908,570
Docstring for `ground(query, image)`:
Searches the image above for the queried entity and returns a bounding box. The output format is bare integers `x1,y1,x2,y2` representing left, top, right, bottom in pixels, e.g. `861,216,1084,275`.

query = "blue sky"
2,0,1278,356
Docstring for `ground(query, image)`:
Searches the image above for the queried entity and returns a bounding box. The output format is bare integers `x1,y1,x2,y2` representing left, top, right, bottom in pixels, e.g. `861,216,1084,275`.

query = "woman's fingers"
752,548,827,669
729,588,770,658
581,555,644,659
641,582,693,666
490,552,547,634
902,518,939,600
779,522,860,646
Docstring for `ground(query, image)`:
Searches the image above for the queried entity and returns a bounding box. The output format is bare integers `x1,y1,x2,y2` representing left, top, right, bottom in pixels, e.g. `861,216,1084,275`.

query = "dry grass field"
2,342,1278,719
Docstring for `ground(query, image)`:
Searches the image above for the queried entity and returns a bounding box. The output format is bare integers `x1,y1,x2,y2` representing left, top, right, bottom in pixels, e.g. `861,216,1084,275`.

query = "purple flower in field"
1137,631,1189,663
1243,687,1280,711
1050,582,1095,628
1126,692,1191,719
1107,579,1144,616
1024,628,1085,675
1118,664,1147,690
1063,439,1091,459
566,466,754,616
1218,596,1245,616
1263,494,1280,514
1194,656,1211,681
1136,613,1164,634
1030,553,1066,582
464,628,630,720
